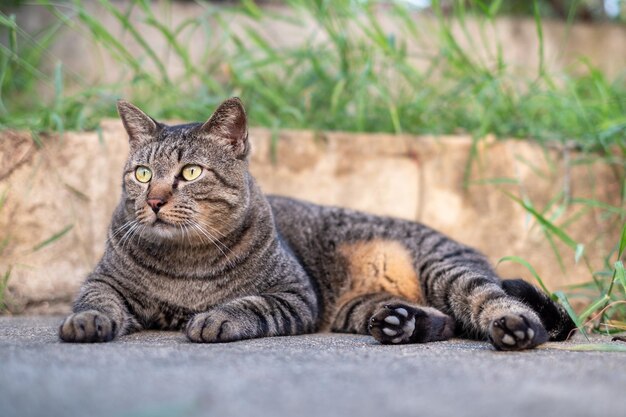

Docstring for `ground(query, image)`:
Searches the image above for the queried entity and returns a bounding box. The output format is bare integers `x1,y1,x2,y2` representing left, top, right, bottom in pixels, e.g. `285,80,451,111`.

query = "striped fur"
59,98,574,350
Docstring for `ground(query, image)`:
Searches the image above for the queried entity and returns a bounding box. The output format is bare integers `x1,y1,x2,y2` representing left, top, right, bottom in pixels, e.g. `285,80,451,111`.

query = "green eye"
135,166,152,183
181,164,202,181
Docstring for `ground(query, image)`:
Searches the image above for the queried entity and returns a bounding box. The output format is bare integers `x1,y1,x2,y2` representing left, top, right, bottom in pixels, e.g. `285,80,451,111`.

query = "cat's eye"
181,165,202,181
135,166,152,183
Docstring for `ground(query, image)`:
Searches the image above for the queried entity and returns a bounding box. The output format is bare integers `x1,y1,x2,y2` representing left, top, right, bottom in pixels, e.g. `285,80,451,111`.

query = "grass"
2,0,625,149
561,221,626,336
0,188,10,312
31,224,74,253
499,219,626,339
0,267,11,312
0,0,625,334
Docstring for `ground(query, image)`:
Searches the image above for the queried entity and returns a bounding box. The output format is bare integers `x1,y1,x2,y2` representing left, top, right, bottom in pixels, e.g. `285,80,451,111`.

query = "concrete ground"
1,316,625,417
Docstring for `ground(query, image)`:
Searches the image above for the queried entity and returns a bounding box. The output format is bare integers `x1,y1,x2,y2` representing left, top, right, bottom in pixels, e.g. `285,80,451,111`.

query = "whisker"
119,222,141,252
192,219,234,254
193,216,229,239
187,220,235,269
137,223,149,245
106,219,136,244
115,220,137,246
182,223,192,247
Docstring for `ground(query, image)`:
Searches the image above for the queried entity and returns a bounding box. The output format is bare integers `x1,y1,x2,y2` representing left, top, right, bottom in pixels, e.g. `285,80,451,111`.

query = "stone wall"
0,121,621,314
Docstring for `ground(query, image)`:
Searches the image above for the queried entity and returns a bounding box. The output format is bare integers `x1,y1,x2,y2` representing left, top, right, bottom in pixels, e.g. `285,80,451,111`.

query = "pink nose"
147,198,166,213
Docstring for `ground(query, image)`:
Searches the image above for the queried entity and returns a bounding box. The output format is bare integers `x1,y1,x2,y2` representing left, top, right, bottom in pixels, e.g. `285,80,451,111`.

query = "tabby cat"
58,98,574,350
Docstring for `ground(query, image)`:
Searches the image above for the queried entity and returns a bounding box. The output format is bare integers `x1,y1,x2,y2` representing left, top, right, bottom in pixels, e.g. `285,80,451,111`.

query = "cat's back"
267,194,423,244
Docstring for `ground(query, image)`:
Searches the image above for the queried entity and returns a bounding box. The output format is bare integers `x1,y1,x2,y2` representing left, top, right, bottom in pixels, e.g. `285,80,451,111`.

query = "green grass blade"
32,224,74,252
240,0,264,19
136,2,195,78
550,343,626,352
97,0,170,84
0,13,18,28
387,100,402,134
545,231,566,273
571,198,626,215
554,290,588,339
488,0,504,18
532,0,545,77
618,221,626,259
0,188,8,211
0,236,10,257
466,177,519,186
74,5,144,76
497,256,553,297
330,79,346,114
574,243,585,264
502,190,580,251
578,295,609,323
0,266,11,311
0,47,8,115
615,261,626,292
53,61,63,108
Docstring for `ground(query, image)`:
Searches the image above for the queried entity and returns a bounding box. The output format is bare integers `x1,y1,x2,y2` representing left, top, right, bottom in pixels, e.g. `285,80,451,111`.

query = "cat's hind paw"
488,314,548,351
369,304,454,344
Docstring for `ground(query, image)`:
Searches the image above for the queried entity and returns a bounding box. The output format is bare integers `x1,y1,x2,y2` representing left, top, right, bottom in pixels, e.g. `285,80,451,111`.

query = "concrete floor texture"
1,316,624,417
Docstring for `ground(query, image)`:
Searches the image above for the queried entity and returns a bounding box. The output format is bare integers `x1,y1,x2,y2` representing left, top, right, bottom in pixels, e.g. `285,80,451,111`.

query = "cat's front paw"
59,310,116,343
488,314,548,351
186,309,251,343
369,304,454,344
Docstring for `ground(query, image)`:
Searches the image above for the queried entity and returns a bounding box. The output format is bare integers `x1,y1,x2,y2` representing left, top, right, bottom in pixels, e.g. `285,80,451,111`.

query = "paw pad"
489,314,547,351
369,304,416,344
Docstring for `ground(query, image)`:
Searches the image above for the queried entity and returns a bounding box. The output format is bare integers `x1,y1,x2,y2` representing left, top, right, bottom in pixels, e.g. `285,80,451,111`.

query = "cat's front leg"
59,310,116,343
59,277,133,343
186,292,318,343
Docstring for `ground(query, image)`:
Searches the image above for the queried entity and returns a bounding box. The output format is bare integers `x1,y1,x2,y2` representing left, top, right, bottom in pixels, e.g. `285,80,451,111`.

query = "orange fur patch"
337,239,423,305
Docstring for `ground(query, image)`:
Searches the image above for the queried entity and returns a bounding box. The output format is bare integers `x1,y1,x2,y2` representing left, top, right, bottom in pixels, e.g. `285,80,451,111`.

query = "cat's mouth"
145,216,181,240
143,214,174,228
152,217,176,228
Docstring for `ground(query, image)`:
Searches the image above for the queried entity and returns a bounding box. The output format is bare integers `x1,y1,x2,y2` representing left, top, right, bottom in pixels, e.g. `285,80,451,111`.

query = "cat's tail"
502,279,576,341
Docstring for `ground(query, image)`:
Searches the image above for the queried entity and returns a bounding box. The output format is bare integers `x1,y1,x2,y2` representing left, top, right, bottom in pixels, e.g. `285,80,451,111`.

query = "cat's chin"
142,220,184,242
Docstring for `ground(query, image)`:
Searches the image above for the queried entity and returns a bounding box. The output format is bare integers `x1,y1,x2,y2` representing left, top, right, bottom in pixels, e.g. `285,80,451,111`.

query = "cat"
58,97,575,350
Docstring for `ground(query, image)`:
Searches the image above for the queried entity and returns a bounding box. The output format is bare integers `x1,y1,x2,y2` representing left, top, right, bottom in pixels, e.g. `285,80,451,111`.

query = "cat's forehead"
129,123,226,165
157,122,201,140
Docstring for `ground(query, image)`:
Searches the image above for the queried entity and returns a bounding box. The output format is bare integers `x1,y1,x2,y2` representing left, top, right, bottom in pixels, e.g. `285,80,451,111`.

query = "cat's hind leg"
414,231,554,350
502,278,575,341
426,268,550,350
330,292,455,344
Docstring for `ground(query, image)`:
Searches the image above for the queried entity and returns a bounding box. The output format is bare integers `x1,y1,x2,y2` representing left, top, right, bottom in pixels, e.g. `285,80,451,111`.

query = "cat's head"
116,98,251,245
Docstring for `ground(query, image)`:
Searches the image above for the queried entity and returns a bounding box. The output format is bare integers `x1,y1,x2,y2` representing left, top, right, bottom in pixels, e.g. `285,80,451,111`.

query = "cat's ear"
117,100,160,151
196,97,248,159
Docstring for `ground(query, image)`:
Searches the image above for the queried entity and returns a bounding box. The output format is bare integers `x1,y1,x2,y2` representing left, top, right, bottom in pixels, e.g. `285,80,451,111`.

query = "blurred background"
0,0,625,336
2,0,626,138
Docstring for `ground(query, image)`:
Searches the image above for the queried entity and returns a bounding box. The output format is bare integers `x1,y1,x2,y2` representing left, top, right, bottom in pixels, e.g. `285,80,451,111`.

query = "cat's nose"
147,198,166,213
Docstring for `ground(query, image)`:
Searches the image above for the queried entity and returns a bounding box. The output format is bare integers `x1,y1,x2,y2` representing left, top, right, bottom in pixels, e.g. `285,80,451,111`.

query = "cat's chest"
138,271,235,312
119,247,238,306
141,277,224,329
124,273,236,330
112,241,275,328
